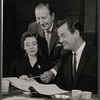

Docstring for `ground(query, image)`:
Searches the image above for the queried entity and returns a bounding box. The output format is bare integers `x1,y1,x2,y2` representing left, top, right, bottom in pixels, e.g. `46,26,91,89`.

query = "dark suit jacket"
28,19,67,66
9,56,52,83
57,43,98,94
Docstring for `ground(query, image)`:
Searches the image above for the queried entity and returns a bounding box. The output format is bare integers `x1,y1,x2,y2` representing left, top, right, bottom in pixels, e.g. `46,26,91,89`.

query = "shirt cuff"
50,68,57,77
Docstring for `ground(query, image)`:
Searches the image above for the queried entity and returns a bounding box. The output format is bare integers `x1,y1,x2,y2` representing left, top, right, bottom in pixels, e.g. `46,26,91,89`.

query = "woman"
9,31,52,83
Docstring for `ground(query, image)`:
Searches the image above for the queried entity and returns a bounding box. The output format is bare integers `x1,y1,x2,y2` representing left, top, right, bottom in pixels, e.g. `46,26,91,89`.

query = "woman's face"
24,36,38,56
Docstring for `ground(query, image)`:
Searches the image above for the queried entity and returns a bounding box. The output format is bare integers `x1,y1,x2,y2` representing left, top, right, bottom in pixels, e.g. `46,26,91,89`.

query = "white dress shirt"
44,23,53,49
72,41,86,72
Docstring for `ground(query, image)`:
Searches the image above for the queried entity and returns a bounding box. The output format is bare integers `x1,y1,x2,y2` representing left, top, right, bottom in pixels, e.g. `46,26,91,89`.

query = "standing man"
28,3,66,83
56,18,98,94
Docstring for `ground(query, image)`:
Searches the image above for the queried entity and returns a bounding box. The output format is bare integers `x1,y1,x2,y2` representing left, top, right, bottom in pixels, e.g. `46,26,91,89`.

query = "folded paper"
3,77,68,95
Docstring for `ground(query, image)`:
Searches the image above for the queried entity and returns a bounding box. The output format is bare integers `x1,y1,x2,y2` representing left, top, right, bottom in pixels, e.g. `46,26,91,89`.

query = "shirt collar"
49,22,54,32
72,41,86,54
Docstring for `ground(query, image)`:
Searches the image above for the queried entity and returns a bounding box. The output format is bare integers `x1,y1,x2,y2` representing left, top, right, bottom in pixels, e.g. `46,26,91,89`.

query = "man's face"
58,23,77,51
35,6,55,30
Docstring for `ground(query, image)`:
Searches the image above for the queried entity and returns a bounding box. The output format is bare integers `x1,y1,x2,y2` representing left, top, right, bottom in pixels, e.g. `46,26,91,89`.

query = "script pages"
3,77,68,95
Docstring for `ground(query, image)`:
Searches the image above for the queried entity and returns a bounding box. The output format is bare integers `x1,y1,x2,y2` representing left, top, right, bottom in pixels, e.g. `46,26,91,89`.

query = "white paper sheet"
2,96,44,100
3,77,68,95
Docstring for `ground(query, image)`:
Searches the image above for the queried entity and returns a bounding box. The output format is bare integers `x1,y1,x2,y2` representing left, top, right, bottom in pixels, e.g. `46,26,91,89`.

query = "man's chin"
64,46,69,50
42,28,48,30
40,26,48,30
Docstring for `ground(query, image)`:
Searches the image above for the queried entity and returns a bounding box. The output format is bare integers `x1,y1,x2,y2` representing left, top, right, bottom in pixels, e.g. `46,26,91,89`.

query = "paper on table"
2,96,44,100
3,77,68,95
3,77,30,91
29,82,67,95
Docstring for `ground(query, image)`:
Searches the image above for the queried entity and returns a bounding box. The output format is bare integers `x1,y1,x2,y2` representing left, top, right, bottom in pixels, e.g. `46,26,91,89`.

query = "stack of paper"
3,77,68,95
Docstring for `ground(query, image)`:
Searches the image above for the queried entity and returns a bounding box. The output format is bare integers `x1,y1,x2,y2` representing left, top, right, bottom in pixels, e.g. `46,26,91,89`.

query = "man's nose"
59,37,63,43
39,19,43,24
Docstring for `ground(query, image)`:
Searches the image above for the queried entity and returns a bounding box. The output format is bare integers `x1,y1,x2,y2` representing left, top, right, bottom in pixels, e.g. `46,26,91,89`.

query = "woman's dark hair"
20,31,38,49
35,3,54,15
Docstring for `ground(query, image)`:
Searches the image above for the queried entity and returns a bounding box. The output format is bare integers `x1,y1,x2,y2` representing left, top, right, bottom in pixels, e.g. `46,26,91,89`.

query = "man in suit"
28,3,66,83
56,19,98,94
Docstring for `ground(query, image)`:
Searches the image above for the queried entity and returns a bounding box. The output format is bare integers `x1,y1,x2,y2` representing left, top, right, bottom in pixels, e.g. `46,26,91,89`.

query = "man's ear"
51,13,55,20
75,29,79,38
23,46,25,50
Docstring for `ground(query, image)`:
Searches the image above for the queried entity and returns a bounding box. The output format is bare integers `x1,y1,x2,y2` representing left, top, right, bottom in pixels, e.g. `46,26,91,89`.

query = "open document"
2,96,44,100
3,77,68,95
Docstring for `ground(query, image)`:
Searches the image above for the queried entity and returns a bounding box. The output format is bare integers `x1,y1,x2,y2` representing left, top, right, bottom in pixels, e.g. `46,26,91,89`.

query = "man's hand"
40,71,54,83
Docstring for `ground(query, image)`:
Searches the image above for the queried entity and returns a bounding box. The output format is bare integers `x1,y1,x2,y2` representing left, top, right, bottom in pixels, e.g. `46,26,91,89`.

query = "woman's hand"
19,75,28,80
26,78,35,82
19,75,35,82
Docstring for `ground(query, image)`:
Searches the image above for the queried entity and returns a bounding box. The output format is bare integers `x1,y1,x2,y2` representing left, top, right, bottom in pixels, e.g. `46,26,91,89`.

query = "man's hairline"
35,5,54,16
58,23,76,35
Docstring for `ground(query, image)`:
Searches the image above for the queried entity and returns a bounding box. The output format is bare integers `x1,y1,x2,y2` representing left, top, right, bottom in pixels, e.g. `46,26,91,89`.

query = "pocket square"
56,43,62,47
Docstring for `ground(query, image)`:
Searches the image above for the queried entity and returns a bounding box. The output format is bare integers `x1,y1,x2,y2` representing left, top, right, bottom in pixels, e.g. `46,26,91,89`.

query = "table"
2,87,98,100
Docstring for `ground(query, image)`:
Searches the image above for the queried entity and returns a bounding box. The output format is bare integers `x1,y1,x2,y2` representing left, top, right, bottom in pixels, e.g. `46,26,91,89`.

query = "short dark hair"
35,3,54,15
57,18,84,38
20,31,38,49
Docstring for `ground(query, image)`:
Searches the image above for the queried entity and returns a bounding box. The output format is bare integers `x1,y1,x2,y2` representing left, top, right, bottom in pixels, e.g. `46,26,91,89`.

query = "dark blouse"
9,55,52,83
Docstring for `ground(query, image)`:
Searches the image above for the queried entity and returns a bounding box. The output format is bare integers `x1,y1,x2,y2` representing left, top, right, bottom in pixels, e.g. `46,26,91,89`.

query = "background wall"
3,0,97,77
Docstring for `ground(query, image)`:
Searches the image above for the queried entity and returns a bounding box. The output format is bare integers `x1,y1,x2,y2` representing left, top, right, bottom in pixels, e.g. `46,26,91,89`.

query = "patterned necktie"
44,30,51,49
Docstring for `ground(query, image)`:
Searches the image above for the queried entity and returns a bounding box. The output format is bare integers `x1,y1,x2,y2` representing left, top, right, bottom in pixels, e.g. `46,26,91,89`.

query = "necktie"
44,30,51,49
73,52,77,78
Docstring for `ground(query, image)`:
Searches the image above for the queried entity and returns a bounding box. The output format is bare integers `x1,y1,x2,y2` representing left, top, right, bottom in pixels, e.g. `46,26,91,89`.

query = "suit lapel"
38,26,45,38
68,54,73,86
65,52,73,87
37,25,49,58
74,44,89,86
49,28,58,54
49,20,59,54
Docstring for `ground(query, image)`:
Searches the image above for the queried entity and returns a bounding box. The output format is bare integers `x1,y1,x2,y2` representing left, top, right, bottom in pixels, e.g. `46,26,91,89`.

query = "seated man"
56,18,98,94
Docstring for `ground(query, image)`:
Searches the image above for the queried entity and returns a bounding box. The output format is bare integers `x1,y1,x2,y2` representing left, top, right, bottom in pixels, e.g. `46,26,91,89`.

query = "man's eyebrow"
25,42,29,45
61,33,65,36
